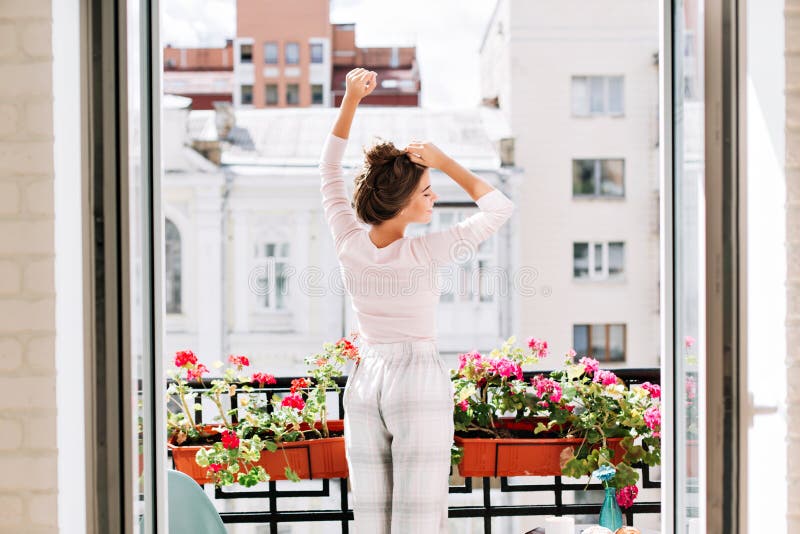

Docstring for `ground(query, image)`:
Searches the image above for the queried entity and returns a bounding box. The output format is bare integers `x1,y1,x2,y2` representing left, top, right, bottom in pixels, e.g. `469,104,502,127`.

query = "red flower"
209,463,223,473
186,363,209,382
281,393,305,411
220,430,239,450
251,372,277,387
174,350,197,368
616,485,639,508
290,377,310,394
228,354,250,368
338,338,359,360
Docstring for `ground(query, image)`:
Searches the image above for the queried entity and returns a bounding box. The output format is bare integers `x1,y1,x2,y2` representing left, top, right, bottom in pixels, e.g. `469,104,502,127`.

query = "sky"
161,0,496,109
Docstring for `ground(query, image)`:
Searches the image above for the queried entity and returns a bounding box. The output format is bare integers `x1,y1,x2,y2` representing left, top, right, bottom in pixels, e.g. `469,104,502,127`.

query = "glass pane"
276,262,288,309
590,324,607,361
240,43,252,63
311,43,324,63
573,242,589,278
264,42,278,64
287,83,299,105
285,42,299,64
600,159,625,196
312,84,324,104
572,159,596,195
589,76,605,113
608,241,625,278
593,243,604,275
608,76,624,114
265,84,278,105
241,84,253,105
609,324,625,361
573,324,589,355
164,219,182,313
674,0,705,528
571,76,589,115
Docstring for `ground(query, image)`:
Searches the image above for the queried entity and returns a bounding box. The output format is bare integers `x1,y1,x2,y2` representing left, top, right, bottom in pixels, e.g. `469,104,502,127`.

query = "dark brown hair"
352,138,427,225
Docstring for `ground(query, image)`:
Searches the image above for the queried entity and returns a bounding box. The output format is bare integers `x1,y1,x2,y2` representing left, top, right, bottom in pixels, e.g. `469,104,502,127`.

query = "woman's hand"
344,68,377,103
403,140,452,170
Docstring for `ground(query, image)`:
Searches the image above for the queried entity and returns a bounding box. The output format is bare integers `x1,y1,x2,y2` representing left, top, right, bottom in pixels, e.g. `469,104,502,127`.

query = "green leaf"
285,467,301,482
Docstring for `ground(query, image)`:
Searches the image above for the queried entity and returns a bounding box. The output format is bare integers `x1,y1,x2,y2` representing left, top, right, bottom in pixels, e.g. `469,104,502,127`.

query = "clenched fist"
344,68,377,102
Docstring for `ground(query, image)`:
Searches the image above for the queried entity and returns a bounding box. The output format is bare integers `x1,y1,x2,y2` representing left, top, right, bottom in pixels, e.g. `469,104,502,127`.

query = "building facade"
479,0,661,369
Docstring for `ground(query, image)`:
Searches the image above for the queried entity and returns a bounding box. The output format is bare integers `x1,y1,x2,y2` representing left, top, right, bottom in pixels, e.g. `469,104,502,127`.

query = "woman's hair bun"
364,139,406,168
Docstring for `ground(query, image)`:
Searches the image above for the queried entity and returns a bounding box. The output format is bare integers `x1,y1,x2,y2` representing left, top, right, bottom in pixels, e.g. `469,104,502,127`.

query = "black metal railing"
167,368,661,533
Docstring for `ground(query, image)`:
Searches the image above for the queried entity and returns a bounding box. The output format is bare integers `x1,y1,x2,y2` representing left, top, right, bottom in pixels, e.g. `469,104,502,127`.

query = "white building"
479,0,661,369
164,104,519,374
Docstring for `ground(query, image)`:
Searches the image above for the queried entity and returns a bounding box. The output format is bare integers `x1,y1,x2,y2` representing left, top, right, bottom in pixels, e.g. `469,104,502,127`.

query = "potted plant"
450,337,661,494
166,350,263,485
168,333,361,486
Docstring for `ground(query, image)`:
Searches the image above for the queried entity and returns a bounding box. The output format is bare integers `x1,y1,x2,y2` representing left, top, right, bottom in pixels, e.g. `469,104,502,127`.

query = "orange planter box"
454,419,627,478
168,420,347,485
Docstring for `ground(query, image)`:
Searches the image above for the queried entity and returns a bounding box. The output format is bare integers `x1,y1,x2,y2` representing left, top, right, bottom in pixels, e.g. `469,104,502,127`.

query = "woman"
319,67,515,533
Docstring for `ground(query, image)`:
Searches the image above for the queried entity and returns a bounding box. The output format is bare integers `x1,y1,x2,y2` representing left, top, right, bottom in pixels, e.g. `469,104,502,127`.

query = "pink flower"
174,350,197,368
458,399,469,412
488,357,523,381
566,348,577,362
644,405,661,432
251,372,277,387
593,369,618,386
531,375,563,403
685,335,696,348
457,350,483,372
616,485,639,508
186,363,209,382
686,375,697,400
579,356,600,376
281,393,305,411
527,337,549,357
228,354,250,368
641,381,661,399
220,430,239,450
209,463,223,473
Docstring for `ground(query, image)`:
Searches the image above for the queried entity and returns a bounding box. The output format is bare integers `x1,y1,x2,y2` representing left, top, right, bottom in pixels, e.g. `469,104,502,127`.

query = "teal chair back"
168,470,227,534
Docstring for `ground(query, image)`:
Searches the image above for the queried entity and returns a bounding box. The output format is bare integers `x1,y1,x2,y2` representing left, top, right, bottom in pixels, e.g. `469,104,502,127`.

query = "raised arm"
417,188,515,264
318,68,378,255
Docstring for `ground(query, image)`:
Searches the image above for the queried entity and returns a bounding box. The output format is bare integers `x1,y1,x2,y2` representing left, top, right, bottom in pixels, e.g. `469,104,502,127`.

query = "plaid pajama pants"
343,339,455,533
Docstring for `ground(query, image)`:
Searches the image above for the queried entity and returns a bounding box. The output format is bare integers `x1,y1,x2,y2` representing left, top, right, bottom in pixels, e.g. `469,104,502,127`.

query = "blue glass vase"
599,486,623,530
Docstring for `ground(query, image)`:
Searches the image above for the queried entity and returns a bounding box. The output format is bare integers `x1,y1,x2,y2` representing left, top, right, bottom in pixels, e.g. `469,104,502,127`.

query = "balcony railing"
167,368,661,533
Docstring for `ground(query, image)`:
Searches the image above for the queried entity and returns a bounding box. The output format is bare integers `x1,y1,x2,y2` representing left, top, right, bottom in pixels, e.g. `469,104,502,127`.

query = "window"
311,84,323,104
240,84,253,105
240,43,253,63
264,42,278,64
310,42,323,63
286,83,299,105
572,158,625,197
571,75,624,116
265,84,278,106
165,219,181,314
573,324,626,362
285,42,299,64
254,242,291,311
573,241,625,280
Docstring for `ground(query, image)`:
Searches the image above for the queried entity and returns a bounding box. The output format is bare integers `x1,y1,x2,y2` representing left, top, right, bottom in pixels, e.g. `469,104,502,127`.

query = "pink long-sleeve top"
319,132,515,344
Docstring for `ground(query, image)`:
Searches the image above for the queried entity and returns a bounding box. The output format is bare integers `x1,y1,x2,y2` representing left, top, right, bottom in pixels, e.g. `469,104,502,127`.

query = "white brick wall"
788,0,800,531
0,0,58,532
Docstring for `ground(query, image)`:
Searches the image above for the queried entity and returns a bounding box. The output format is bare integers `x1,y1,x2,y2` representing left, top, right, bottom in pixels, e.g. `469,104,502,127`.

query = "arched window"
165,218,182,314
